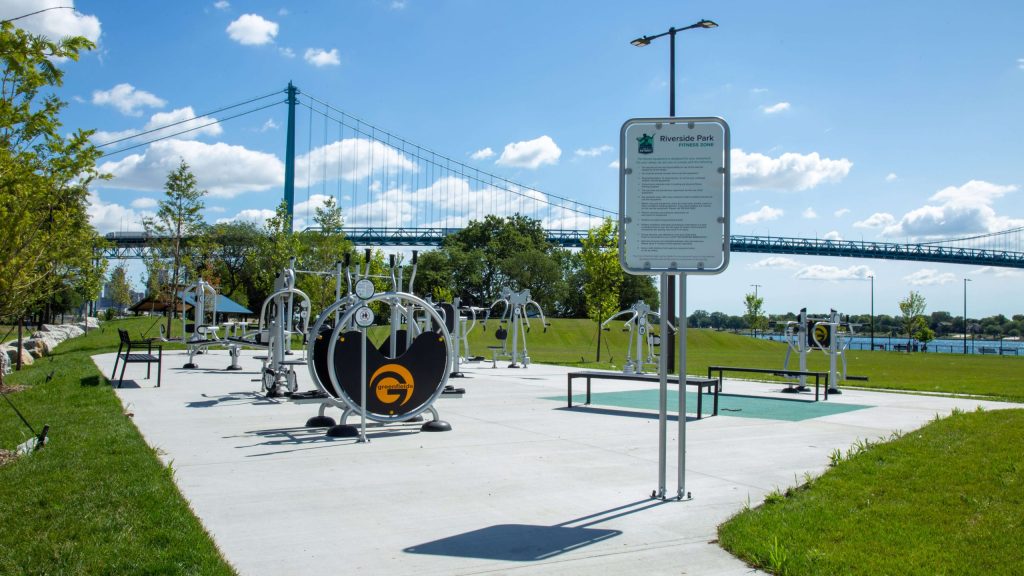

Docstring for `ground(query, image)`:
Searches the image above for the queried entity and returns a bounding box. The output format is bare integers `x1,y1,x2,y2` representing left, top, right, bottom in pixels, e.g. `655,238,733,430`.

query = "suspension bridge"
96,84,1024,269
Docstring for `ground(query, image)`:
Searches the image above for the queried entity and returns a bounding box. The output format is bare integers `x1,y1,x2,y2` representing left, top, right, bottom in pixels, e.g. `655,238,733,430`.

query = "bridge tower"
284,82,298,233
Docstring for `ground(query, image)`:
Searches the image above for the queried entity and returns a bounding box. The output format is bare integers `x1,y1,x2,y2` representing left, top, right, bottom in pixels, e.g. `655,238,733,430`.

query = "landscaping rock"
3,346,33,367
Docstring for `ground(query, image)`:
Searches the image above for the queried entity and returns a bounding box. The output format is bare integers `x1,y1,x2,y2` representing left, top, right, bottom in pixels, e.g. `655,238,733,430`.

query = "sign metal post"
619,117,730,500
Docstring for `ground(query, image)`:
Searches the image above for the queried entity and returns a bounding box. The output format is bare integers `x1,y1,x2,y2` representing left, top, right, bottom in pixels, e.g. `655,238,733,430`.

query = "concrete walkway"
94,348,1021,575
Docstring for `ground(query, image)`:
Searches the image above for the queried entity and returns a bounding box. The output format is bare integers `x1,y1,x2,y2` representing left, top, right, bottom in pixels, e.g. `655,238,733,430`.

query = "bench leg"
697,387,703,419
118,361,127,389
567,375,572,408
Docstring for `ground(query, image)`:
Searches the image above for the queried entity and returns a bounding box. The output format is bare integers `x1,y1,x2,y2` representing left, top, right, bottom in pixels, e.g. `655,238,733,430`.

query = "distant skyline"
4,0,1023,317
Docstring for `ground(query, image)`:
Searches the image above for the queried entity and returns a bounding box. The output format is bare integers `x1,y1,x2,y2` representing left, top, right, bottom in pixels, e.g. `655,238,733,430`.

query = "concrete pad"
94,349,1022,575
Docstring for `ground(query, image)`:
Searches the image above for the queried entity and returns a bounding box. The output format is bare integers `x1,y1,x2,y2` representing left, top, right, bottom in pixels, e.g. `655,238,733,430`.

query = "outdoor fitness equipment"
782,308,854,394
251,267,312,397
159,277,229,369
305,250,455,439
602,300,674,374
484,288,549,368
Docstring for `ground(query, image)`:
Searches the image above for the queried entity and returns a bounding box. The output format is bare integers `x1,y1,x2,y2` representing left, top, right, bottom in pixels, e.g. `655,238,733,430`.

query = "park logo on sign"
636,133,654,154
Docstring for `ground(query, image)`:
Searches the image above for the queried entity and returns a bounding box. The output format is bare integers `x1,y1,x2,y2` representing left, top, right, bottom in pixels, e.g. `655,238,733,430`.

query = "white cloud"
496,135,561,169
391,0,407,9
0,1,101,43
795,264,874,281
802,207,817,219
213,1,229,9
904,269,956,286
761,102,790,114
144,107,223,139
822,230,842,240
86,191,147,234
260,118,279,131
731,149,852,192
885,173,898,182
295,138,417,186
574,145,613,157
130,197,158,209
752,256,801,270
971,266,1023,279
736,205,784,224
1018,58,1024,70
608,160,620,170
470,147,494,160
304,47,340,67
878,180,1022,239
90,107,222,146
226,13,278,45
751,88,769,94
279,47,295,58
92,83,165,116
91,128,139,146
216,209,277,227
834,208,851,218
853,212,896,229
929,179,1016,205
98,139,284,198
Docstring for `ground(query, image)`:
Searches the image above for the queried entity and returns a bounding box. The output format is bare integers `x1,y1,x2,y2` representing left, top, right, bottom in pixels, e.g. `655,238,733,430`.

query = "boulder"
2,346,33,367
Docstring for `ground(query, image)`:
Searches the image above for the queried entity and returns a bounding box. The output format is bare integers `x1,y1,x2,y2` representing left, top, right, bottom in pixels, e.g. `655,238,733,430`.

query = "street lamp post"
631,18,717,372
868,275,874,351
963,278,971,355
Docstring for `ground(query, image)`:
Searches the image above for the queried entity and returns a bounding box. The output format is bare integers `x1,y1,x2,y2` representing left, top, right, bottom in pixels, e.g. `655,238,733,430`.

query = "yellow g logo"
814,324,830,346
371,363,415,408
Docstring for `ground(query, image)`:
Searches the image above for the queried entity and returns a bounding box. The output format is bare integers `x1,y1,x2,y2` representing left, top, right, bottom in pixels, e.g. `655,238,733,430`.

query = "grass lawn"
475,320,1024,401
718,408,1024,575
0,317,235,575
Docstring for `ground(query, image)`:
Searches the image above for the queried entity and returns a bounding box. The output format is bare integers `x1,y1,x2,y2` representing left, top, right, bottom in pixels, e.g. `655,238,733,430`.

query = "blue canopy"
178,292,253,315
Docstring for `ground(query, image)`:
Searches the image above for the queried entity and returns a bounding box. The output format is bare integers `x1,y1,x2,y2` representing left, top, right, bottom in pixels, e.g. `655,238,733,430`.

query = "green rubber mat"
551,389,872,422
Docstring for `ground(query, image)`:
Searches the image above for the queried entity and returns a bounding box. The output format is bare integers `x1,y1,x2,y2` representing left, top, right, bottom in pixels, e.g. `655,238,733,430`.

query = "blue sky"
5,0,1024,319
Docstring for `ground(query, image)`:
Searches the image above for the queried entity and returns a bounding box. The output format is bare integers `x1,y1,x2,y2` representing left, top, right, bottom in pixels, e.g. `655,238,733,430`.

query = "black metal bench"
706,365,830,401
113,329,163,388
566,371,719,419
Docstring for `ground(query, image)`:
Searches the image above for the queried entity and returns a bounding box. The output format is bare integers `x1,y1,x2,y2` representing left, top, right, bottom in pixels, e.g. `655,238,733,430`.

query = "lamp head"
631,36,651,47
698,19,718,28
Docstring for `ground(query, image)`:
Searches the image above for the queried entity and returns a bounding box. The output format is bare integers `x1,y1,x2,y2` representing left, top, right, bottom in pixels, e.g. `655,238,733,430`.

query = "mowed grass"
481,320,1024,401
0,317,235,575
718,408,1024,575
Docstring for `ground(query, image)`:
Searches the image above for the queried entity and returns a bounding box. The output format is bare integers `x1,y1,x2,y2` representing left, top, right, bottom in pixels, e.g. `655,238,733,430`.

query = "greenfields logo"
637,133,654,154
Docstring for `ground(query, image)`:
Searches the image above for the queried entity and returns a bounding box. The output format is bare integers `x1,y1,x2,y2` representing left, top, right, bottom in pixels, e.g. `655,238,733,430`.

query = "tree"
690,309,710,328
620,274,659,311
0,22,105,322
580,218,623,362
898,290,927,350
743,292,767,336
108,263,133,314
441,214,560,309
295,196,352,314
143,160,207,332
207,220,263,307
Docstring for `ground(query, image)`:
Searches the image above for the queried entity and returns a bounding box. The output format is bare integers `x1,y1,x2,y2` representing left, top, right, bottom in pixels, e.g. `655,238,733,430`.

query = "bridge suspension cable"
95,89,285,158
293,89,615,234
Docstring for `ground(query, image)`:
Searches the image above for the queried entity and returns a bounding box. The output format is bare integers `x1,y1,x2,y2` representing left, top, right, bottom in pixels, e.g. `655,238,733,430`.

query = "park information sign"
618,117,730,274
